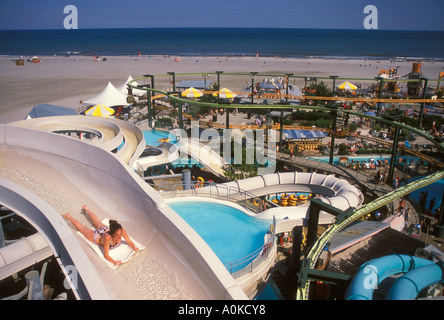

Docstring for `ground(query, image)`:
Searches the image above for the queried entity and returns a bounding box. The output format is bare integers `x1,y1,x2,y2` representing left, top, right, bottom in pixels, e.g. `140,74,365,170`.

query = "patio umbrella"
181,87,203,98
337,81,357,90
213,88,237,99
85,104,115,117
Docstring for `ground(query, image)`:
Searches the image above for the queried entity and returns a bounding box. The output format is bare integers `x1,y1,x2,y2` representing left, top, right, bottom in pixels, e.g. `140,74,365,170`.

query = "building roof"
327,222,427,277
176,80,212,90
283,129,327,140
259,81,284,90
26,104,78,119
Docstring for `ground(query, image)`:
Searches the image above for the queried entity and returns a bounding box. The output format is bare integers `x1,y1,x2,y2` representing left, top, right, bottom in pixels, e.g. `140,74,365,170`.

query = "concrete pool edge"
165,196,277,293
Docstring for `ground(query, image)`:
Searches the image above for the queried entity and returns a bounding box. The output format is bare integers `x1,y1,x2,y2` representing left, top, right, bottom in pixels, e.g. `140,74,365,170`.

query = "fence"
151,180,278,214
151,180,278,277
225,216,276,279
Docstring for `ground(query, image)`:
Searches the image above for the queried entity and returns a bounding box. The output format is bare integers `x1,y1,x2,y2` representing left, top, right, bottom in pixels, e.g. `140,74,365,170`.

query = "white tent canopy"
83,82,129,107
117,75,146,97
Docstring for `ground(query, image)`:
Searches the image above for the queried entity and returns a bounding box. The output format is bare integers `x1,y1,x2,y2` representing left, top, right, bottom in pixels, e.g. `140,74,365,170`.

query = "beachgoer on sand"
62,205,139,266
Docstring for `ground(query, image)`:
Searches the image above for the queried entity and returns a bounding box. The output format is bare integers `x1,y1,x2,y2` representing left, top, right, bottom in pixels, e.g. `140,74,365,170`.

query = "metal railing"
152,180,278,214
225,216,276,279
151,180,278,277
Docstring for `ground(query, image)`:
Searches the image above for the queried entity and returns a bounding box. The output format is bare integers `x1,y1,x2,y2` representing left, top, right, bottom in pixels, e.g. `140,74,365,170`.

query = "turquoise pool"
143,129,178,146
306,155,421,166
167,201,271,266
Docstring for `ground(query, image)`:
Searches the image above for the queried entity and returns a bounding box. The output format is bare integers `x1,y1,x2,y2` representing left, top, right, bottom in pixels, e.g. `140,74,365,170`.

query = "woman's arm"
122,228,139,252
103,234,121,266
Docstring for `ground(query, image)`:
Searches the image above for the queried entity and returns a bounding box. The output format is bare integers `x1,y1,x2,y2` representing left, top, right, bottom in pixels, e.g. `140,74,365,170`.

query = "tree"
306,81,332,98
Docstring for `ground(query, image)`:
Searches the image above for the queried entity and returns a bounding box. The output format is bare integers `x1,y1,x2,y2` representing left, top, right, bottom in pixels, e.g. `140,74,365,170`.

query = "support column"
376,77,384,117
183,169,191,190
419,78,428,129
434,190,444,238
285,73,293,103
279,110,284,151
329,109,337,166
330,75,338,95
226,107,230,129
285,225,303,295
178,101,183,129
250,72,257,104
167,72,176,111
144,74,155,123
147,89,152,128
306,204,321,250
388,124,400,184
216,71,223,91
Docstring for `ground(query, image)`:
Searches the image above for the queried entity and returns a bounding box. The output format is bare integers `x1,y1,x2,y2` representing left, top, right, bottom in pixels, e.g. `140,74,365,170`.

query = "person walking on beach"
62,205,139,266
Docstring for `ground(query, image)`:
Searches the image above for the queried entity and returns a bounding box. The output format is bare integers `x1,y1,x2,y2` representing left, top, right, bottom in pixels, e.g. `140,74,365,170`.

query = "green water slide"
296,168,444,300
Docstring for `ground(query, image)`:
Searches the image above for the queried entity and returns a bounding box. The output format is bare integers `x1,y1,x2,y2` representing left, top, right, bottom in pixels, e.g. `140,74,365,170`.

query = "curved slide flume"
0,120,248,300
206,171,364,232
345,254,435,300
298,168,444,300
345,254,444,300
9,116,146,168
386,261,444,300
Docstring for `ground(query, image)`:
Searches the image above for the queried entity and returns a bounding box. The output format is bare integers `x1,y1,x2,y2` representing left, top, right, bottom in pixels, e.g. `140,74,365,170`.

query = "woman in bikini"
62,205,139,266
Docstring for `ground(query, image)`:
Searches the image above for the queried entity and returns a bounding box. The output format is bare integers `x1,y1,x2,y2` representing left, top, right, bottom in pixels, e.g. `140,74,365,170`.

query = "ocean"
0,28,443,59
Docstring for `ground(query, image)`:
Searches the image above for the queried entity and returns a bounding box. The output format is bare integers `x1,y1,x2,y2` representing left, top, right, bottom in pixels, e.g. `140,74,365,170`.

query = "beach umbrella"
213,88,237,99
181,87,203,98
85,104,115,117
337,81,357,90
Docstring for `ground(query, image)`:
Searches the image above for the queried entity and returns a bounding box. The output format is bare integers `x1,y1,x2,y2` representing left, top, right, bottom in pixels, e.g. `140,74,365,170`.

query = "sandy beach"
1,54,443,124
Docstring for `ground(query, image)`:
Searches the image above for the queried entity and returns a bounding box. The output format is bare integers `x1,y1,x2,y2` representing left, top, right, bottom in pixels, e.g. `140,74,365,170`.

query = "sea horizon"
1,27,443,60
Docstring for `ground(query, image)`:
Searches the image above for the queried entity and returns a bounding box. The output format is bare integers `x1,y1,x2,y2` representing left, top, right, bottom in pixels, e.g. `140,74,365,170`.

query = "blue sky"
0,0,443,30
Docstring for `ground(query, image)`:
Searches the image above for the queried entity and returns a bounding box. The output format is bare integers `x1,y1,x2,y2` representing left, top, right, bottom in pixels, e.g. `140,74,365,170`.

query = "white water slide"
0,116,247,300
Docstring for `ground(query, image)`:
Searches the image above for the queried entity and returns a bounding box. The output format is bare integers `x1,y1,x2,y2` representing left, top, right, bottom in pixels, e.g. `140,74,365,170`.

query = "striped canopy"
283,129,327,140
85,104,115,117
213,88,237,99
337,81,357,90
181,87,203,98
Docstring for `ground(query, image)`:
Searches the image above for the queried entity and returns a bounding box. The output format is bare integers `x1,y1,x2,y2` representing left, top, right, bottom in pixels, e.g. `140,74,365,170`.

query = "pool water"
306,155,420,166
170,156,203,168
143,129,178,146
167,201,271,266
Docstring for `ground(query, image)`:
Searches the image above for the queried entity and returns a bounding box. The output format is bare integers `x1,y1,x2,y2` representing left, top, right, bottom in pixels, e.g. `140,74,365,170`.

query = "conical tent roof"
181,87,203,98
337,81,357,90
212,88,237,99
117,75,146,96
83,82,129,107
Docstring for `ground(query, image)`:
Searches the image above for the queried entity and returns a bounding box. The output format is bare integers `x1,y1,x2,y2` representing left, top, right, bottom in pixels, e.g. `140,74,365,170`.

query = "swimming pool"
143,129,178,146
306,155,420,166
167,199,272,266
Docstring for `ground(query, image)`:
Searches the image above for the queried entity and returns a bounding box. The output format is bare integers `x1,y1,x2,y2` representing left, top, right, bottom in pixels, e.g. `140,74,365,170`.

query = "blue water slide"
386,263,444,300
345,254,434,300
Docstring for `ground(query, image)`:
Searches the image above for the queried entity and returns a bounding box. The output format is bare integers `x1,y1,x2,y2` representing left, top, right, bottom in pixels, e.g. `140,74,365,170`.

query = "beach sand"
1,54,443,124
